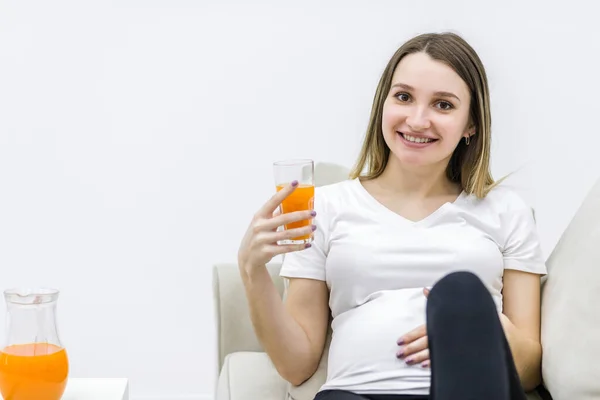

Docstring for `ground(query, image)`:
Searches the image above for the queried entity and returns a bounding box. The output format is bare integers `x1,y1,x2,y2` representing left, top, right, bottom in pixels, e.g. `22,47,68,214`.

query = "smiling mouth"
398,132,438,144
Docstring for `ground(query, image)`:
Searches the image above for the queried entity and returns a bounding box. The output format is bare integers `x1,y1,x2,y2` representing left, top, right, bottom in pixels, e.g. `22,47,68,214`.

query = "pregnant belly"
324,288,431,393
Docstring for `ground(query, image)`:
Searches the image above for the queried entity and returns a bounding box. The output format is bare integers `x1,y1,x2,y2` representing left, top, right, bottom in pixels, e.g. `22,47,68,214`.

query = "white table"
62,378,129,400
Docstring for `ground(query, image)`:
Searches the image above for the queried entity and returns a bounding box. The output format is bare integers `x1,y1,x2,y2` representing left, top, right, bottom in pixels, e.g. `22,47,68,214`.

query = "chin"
402,158,434,168
391,152,433,167
393,145,453,168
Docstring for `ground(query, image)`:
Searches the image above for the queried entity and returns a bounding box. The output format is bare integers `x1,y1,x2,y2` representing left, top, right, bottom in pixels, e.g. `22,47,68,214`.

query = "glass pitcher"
0,288,69,400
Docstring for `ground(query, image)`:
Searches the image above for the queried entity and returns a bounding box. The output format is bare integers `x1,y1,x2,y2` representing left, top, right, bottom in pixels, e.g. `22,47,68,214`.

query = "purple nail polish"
311,225,317,231
397,339,404,345
305,243,312,248
291,180,298,186
396,350,404,358
421,362,429,368
405,358,413,365
311,210,317,217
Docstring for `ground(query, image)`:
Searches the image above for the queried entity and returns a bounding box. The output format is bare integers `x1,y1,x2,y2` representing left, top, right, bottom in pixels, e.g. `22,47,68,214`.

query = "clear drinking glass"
273,159,315,244
0,288,69,400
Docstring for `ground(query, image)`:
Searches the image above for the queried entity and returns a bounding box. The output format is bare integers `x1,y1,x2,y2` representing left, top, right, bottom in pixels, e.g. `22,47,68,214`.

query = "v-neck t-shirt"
279,178,547,396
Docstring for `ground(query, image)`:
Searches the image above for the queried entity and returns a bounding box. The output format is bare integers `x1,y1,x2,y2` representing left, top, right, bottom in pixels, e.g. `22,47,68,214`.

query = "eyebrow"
391,83,461,102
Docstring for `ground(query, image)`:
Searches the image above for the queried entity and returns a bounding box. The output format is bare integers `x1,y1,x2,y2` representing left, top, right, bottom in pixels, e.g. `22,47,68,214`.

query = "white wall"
0,1,598,399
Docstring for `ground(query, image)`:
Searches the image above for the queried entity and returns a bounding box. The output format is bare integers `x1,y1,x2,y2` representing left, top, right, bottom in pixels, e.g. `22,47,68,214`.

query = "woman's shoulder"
314,178,364,215
472,182,534,215
315,178,358,199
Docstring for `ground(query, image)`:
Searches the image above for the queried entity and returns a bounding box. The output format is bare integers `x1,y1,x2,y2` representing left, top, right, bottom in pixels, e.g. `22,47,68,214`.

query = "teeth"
403,133,433,143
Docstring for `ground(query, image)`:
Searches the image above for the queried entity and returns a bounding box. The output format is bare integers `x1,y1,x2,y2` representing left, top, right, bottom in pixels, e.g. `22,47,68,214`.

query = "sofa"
213,162,600,400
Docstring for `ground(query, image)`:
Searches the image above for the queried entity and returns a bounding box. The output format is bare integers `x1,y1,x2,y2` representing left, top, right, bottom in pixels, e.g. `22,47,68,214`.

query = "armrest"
213,262,284,371
216,352,288,400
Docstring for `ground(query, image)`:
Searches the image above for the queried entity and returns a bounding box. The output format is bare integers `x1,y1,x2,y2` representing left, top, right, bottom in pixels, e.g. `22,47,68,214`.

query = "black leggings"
314,271,528,400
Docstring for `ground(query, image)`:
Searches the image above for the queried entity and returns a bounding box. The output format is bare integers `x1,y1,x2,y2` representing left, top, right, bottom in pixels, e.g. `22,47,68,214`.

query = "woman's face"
382,52,474,169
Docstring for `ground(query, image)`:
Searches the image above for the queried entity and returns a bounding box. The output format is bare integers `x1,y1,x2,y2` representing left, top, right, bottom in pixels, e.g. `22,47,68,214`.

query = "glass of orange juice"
273,159,315,244
0,288,69,400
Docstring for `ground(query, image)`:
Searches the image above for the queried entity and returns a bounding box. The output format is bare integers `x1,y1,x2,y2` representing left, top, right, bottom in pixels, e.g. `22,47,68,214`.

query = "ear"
464,125,476,139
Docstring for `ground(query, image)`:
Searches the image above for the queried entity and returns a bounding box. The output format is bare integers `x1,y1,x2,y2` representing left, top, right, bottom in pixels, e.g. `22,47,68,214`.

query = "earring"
465,136,470,146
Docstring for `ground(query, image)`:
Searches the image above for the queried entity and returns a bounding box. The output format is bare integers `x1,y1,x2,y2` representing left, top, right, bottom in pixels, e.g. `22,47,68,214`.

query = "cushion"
213,263,286,370
540,177,600,400
217,351,288,400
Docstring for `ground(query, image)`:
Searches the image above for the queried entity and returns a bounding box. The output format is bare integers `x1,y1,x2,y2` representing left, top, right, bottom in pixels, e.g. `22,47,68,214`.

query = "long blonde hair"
350,32,497,198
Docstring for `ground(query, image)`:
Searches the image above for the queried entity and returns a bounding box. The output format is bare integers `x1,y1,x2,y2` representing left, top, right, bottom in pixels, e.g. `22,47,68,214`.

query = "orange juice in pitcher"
0,343,68,400
0,289,69,400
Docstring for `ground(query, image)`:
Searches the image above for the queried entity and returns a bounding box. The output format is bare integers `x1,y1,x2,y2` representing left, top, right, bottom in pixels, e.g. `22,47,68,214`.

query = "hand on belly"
396,288,430,368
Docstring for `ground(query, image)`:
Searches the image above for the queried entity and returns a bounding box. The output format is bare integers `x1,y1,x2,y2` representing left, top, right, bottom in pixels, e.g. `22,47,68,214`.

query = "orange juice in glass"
0,289,69,400
274,159,315,244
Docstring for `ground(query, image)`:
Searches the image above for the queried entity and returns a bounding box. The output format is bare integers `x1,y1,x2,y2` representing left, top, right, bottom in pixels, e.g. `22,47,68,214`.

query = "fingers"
397,335,428,358
401,349,430,367
269,208,282,231
397,335,429,367
266,209,316,231
263,243,310,257
255,224,315,246
242,182,314,268
252,209,313,235
397,324,427,346
272,224,316,243
258,181,299,217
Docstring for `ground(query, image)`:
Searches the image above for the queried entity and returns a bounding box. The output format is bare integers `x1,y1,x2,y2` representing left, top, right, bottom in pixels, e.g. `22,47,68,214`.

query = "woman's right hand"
237,180,316,277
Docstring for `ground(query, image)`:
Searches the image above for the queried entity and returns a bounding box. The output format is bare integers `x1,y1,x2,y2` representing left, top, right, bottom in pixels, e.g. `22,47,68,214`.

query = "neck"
376,157,459,198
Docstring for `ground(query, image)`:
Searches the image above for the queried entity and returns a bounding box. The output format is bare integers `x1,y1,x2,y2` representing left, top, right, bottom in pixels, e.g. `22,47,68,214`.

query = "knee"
428,271,489,310
427,271,500,335
436,270,485,291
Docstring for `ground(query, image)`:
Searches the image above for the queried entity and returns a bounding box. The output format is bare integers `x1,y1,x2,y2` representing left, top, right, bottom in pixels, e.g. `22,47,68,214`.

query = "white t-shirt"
279,178,547,396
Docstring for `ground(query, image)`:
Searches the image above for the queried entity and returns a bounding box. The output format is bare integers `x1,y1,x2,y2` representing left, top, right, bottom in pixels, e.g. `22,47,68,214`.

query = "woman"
237,32,546,400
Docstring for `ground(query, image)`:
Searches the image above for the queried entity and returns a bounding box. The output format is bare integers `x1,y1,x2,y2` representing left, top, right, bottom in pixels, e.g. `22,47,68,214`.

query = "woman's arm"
242,268,330,386
501,269,543,391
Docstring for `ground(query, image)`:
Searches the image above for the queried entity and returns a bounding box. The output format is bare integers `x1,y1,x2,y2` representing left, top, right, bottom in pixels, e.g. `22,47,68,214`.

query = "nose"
406,106,431,131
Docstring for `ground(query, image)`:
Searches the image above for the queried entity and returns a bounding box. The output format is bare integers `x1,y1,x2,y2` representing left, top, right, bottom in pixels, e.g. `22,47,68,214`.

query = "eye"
395,92,411,102
435,101,454,111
